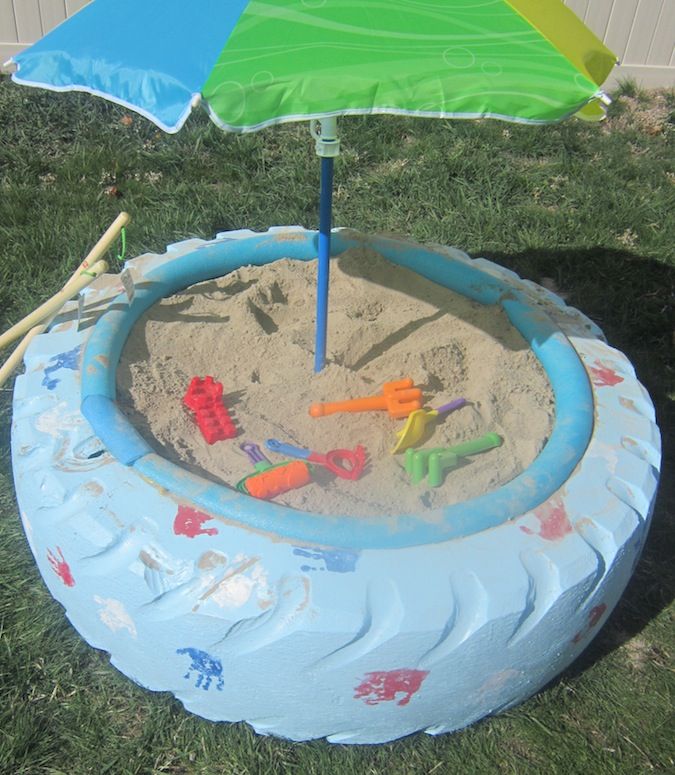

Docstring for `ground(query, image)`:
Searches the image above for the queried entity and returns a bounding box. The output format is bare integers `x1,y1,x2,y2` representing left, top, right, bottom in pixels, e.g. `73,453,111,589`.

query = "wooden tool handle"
0,212,128,351
63,211,130,289
0,260,108,388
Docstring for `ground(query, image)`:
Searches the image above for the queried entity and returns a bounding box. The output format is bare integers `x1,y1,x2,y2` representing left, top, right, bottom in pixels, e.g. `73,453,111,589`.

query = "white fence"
1,0,674,88
1,1,87,62
564,0,674,87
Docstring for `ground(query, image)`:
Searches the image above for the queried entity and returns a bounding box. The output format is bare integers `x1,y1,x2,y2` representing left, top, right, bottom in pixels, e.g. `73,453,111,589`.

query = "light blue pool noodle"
81,231,593,549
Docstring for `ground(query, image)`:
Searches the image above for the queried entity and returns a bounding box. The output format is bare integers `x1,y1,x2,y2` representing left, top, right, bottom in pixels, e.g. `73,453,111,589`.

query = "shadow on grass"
483,245,674,673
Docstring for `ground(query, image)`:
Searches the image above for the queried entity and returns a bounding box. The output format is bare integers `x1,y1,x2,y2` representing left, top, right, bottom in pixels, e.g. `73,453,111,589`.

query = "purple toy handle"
436,398,468,414
240,441,270,466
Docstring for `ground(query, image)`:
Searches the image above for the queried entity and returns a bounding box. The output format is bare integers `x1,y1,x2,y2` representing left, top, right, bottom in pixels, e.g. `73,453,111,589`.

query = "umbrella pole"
315,155,333,373
311,118,340,373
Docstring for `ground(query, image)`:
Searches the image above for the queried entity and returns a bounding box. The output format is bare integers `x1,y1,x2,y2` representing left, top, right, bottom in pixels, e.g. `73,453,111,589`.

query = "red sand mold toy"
183,376,237,444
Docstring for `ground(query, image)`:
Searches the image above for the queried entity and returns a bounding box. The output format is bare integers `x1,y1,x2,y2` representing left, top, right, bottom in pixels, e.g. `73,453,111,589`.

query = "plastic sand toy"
391,398,468,454
236,440,312,500
310,378,422,419
183,376,237,444
238,460,312,500
266,438,367,481
405,433,504,486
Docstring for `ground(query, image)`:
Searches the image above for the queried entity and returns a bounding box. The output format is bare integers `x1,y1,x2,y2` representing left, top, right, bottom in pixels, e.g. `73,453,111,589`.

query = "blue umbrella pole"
314,154,334,373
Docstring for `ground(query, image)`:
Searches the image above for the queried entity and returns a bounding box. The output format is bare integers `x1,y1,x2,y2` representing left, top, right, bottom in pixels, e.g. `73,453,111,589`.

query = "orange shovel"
310,378,422,419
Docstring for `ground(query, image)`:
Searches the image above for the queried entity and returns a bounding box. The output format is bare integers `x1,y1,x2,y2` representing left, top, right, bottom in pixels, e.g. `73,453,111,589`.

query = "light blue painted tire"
11,228,661,744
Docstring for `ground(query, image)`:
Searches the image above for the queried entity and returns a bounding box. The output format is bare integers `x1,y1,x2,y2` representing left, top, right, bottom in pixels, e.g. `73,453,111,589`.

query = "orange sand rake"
309,378,422,419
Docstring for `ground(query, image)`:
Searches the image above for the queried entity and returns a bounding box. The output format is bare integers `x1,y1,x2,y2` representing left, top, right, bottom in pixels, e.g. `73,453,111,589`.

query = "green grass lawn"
0,75,673,774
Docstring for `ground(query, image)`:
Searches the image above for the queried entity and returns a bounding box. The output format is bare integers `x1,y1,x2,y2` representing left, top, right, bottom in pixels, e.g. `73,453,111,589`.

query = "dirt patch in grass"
606,90,673,136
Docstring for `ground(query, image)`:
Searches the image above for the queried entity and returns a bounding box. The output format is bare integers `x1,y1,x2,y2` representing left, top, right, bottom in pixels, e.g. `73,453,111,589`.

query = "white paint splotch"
208,554,273,610
35,402,84,436
94,595,137,638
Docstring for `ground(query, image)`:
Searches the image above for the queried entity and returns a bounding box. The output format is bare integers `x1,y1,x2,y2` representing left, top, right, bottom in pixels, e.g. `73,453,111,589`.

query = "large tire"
11,228,660,744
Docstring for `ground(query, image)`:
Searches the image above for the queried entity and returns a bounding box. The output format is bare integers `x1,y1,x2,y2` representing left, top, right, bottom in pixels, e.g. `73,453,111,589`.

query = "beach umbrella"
8,0,616,371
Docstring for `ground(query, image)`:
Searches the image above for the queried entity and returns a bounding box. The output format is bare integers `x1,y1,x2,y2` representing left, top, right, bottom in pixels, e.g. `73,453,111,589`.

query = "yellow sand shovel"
0,212,130,388
391,398,467,454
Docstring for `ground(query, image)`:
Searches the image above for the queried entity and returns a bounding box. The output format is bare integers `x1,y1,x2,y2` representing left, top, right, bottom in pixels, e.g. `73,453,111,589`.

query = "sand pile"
116,247,554,518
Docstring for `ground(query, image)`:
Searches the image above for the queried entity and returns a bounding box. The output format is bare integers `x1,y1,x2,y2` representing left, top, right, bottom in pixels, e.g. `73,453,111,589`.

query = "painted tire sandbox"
11,228,661,744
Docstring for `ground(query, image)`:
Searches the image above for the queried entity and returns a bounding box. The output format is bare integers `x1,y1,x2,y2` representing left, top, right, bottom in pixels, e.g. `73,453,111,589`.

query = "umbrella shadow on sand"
332,233,534,373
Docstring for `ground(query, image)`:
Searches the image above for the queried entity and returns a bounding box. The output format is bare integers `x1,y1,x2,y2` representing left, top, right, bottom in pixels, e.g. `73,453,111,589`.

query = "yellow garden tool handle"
0,259,109,389
0,211,129,351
